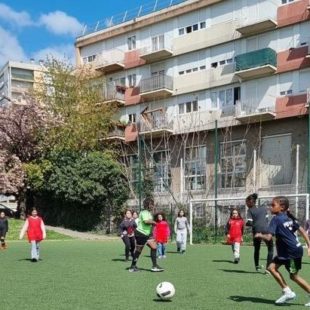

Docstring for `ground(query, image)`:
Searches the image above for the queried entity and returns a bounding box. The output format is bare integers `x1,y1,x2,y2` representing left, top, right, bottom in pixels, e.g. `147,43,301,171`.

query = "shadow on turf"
18,258,42,262
219,269,257,274
153,299,172,303
229,295,299,306
111,258,128,262
212,259,234,264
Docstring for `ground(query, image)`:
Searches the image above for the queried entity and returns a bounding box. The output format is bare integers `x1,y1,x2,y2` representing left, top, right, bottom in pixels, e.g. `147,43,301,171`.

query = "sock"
283,287,292,294
131,251,141,267
151,248,157,267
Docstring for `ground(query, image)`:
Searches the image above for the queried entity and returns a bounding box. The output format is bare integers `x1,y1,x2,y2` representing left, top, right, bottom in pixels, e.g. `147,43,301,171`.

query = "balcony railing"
139,114,173,135
236,16,277,36
140,34,173,63
235,99,275,122
235,47,277,80
105,126,125,141
140,74,173,96
94,49,125,73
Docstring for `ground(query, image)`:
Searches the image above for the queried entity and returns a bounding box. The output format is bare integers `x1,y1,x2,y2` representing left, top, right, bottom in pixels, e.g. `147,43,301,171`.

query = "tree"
34,59,117,152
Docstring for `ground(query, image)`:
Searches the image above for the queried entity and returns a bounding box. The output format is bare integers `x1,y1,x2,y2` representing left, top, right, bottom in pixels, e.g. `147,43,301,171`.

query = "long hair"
229,208,242,219
273,196,297,221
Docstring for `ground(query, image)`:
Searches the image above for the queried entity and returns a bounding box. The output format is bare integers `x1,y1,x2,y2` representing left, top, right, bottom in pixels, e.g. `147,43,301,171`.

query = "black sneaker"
129,266,139,272
234,258,240,264
31,258,38,263
151,265,164,272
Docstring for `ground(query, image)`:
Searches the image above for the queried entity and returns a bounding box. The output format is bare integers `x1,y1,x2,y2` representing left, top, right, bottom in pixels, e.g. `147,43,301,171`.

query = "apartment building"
0,60,43,106
75,0,310,216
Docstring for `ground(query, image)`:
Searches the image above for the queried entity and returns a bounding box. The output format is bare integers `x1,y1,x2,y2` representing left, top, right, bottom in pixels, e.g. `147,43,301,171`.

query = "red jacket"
226,217,244,243
153,220,170,243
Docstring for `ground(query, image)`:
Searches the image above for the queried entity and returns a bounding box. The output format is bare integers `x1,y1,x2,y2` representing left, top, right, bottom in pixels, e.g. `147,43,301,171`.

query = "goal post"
189,193,310,245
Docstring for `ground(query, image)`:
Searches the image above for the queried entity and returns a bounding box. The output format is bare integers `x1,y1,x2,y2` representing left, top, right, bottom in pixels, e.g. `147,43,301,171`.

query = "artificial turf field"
1,240,310,310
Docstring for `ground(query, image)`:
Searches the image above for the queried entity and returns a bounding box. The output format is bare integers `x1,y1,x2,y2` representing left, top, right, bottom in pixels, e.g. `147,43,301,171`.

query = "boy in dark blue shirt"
255,196,310,306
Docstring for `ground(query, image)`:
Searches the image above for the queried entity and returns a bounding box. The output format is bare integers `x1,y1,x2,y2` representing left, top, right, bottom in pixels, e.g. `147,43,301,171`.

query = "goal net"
189,193,309,244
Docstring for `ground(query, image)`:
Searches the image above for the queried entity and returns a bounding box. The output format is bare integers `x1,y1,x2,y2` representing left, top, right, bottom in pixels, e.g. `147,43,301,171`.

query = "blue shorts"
273,256,302,274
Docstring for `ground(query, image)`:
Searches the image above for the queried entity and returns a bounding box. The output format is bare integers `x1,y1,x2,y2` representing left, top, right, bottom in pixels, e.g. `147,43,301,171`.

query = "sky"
0,0,149,67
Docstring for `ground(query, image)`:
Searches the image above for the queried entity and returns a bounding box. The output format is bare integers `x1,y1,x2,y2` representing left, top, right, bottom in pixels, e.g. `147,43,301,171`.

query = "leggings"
253,237,274,268
122,235,135,259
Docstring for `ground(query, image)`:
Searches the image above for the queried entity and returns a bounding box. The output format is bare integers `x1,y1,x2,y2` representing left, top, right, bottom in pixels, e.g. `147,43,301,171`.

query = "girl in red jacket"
225,208,244,264
153,212,170,259
19,208,46,262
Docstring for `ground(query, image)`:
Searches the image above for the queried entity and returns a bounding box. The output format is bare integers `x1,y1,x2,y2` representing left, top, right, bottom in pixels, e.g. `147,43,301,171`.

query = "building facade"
75,0,310,217
0,60,43,106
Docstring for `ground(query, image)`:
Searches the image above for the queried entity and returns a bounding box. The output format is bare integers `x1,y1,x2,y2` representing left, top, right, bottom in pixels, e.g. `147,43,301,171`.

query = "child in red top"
19,208,46,262
153,213,170,259
225,208,244,264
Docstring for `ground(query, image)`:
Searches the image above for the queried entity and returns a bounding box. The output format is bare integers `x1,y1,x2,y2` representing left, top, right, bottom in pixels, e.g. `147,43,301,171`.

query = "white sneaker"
275,291,296,304
305,301,310,307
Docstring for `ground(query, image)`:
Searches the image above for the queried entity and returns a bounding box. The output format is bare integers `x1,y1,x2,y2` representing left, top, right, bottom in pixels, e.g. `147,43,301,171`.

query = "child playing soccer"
153,212,170,259
255,196,310,305
0,211,8,249
19,208,46,262
119,209,137,261
174,210,190,254
225,208,244,264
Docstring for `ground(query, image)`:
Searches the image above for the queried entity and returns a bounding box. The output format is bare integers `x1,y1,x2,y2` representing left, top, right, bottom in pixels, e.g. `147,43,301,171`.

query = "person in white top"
174,210,190,254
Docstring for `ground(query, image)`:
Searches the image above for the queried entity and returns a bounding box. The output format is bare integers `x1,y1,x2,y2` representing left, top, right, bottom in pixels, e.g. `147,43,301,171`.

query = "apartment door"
260,134,292,187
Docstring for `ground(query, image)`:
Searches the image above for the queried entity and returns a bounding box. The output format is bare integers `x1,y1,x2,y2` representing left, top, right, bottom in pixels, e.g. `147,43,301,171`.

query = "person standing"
255,196,310,305
246,193,274,272
0,211,9,250
153,213,170,259
119,210,137,261
225,208,244,264
174,210,190,254
19,208,46,262
129,198,164,272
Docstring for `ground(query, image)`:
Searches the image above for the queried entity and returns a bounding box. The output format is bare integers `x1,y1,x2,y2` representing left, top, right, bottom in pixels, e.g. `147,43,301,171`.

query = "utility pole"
214,120,218,243
137,132,142,211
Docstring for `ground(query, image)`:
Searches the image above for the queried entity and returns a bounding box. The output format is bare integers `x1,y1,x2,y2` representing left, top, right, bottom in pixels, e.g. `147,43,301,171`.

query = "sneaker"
256,265,263,272
158,255,162,259
234,258,240,264
177,247,180,252
31,258,38,263
264,270,271,275
128,266,139,272
181,250,185,254
305,301,310,307
151,265,164,272
275,291,296,304
162,255,167,259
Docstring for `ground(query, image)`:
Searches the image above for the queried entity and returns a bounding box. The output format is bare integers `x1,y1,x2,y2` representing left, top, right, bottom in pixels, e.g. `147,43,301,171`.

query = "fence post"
296,144,300,217
190,200,193,245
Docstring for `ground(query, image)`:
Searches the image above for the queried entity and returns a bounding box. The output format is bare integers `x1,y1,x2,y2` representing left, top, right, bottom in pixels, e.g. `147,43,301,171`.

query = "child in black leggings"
120,210,137,261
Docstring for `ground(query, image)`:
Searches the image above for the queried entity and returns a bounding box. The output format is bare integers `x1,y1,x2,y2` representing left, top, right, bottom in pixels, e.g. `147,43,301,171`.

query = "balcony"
140,74,173,101
139,111,173,137
235,100,275,123
104,126,126,141
94,49,124,74
174,63,238,95
236,17,277,36
98,83,125,106
235,48,277,81
140,35,173,63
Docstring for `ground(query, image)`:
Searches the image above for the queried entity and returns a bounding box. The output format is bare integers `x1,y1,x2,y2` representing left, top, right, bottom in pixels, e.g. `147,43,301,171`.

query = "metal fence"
140,74,173,94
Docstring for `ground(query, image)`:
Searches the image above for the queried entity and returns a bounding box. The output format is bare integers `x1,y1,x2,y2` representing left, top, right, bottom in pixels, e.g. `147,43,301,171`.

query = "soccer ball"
156,282,175,300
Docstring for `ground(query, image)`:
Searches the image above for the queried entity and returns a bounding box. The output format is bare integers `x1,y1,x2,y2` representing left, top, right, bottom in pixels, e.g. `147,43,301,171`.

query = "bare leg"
290,273,310,293
268,263,289,289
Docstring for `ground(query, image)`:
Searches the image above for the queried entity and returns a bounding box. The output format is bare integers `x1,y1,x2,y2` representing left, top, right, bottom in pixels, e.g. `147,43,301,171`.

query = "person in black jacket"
0,211,9,249
120,210,137,261
246,193,274,273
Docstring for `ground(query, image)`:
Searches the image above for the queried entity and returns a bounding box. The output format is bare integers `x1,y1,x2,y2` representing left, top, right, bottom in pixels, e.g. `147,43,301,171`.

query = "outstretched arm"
298,227,310,256
19,219,29,240
41,220,46,240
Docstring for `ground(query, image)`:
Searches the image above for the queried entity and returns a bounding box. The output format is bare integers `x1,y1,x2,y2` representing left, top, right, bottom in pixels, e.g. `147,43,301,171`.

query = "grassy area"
6,219,72,240
1,241,310,310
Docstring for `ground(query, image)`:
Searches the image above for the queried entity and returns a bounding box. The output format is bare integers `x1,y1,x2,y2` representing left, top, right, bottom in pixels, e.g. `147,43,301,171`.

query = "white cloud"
0,3,34,27
39,11,83,36
31,44,75,64
0,26,26,66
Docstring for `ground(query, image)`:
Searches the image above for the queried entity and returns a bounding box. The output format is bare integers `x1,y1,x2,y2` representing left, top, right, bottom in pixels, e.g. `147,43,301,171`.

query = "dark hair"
230,208,242,219
155,212,166,221
143,197,154,209
132,211,138,216
273,196,297,221
124,209,133,216
246,193,258,202
177,210,185,217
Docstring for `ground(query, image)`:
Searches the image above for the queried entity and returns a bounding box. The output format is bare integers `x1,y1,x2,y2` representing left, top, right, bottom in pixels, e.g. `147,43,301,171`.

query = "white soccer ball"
156,281,175,300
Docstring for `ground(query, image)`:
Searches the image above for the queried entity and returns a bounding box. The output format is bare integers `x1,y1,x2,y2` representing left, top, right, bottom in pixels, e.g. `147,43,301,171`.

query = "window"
200,21,206,29
83,55,96,64
127,36,136,50
179,28,185,36
179,71,185,75
211,87,240,111
186,26,192,34
186,69,192,74
185,146,207,191
192,67,198,72
220,141,246,188
129,113,136,123
211,62,218,68
11,68,34,81
128,74,136,87
179,100,198,114
200,65,206,70
153,151,171,193
281,0,295,4
193,24,198,31
152,35,165,51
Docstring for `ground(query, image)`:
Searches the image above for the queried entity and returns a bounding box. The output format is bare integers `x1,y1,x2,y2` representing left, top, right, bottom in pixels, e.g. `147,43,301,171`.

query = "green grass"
6,219,72,240
1,241,310,310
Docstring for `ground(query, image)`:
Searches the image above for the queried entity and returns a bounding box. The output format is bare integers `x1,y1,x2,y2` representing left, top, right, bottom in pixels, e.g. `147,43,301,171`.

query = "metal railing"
79,0,189,37
140,34,173,55
140,74,173,94
235,99,275,116
139,114,173,132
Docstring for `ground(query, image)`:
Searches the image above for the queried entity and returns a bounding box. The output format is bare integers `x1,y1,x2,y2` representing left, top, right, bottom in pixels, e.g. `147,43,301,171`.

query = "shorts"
273,256,302,274
135,230,152,246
